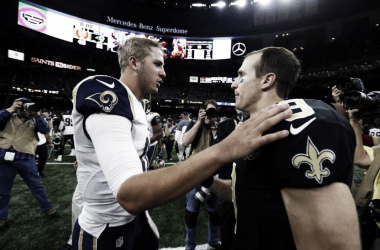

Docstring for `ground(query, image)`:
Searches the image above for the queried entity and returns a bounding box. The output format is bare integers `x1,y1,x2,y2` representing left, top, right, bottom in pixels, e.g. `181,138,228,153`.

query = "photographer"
348,109,380,250
331,85,350,120
0,98,57,230
182,100,220,250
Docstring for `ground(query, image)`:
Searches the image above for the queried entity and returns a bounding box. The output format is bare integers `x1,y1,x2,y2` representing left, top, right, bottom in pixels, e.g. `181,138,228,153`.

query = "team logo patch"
292,137,335,184
86,91,118,112
116,236,123,247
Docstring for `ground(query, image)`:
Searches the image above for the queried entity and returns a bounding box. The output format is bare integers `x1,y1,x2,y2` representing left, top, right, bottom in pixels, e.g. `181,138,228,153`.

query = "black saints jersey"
233,99,356,250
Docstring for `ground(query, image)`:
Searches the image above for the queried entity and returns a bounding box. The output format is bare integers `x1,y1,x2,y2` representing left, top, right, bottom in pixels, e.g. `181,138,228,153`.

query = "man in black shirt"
207,47,360,250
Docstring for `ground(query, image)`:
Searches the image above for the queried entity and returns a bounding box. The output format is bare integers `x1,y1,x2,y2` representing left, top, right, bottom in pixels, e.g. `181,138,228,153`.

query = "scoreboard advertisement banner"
17,0,264,61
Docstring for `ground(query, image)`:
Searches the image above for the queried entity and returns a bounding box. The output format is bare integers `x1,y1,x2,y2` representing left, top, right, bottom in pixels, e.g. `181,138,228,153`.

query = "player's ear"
261,73,276,90
128,56,138,70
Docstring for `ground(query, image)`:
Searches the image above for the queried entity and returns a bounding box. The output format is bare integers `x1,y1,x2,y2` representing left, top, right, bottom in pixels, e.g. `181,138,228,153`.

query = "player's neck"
251,93,284,116
119,74,143,100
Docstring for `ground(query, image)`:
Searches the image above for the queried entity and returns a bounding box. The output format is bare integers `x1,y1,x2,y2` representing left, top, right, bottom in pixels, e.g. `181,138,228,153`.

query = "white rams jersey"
62,114,74,135
72,75,151,238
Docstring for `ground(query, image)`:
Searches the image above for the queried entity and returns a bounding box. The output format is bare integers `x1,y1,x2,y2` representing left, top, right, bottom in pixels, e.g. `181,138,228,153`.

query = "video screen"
18,1,233,60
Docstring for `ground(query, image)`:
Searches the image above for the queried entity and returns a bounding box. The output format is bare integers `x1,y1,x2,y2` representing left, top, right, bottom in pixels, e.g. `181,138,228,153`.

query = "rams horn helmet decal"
86,91,118,112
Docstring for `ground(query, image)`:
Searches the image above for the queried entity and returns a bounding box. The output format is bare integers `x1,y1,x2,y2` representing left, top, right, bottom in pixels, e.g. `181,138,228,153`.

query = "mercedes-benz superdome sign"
17,0,256,60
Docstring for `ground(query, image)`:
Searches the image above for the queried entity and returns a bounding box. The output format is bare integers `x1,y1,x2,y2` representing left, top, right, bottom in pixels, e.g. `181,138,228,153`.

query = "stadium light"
211,1,226,8
192,3,207,7
231,0,246,7
259,0,272,5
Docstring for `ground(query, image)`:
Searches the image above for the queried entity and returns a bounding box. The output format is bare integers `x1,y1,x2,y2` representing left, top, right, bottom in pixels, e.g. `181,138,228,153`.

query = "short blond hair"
117,37,161,73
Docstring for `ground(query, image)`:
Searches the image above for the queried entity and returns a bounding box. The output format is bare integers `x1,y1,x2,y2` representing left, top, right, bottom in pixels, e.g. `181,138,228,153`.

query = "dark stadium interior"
2,1,380,250
1,0,380,118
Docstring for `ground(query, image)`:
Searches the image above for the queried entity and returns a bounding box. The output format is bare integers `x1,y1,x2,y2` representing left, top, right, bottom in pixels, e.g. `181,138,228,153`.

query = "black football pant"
35,142,48,174
57,134,74,155
218,199,236,250
165,140,174,160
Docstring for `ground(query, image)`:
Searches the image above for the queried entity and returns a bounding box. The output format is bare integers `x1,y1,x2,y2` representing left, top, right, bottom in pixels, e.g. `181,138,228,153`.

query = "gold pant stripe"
93,235,97,250
79,228,84,250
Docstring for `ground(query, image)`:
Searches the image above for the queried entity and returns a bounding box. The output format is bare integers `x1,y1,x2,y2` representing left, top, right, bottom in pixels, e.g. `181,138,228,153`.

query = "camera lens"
206,108,217,119
194,186,212,204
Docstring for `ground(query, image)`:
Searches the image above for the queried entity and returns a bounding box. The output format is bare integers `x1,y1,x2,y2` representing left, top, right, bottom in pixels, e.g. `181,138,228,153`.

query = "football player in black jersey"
206,47,360,250
72,37,294,250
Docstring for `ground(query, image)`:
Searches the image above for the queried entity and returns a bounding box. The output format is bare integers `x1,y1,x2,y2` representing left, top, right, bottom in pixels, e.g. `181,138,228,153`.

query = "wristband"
201,176,214,188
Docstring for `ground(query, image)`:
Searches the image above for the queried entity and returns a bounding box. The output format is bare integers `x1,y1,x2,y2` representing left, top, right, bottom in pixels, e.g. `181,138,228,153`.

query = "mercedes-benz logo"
232,43,246,56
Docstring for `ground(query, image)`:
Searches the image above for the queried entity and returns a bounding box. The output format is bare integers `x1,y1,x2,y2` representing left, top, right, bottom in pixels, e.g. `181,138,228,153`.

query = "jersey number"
279,99,315,122
65,118,73,127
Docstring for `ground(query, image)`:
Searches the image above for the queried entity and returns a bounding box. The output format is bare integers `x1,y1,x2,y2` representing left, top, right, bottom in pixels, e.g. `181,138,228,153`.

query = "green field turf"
0,146,212,250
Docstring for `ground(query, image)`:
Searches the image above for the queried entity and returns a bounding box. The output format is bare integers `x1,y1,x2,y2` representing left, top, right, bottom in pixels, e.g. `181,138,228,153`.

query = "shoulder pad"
73,75,136,121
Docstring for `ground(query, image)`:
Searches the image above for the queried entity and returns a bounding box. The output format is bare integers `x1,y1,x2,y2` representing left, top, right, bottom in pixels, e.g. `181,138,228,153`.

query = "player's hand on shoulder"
217,103,292,163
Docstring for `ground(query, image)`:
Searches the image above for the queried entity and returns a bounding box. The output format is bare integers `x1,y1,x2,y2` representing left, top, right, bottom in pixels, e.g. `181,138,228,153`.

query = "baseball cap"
183,111,189,116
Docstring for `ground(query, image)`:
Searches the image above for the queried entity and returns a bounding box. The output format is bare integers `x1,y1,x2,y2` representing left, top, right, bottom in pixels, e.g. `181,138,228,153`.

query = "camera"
18,97,40,112
194,186,212,204
206,107,217,119
338,77,380,119
336,76,365,100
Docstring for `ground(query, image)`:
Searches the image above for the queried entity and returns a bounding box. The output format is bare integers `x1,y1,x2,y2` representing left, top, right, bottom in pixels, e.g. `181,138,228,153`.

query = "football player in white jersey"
142,99,164,169
55,111,75,162
71,37,293,250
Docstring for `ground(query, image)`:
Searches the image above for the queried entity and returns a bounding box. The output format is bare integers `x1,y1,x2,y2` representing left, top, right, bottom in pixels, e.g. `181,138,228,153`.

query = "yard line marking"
160,244,209,250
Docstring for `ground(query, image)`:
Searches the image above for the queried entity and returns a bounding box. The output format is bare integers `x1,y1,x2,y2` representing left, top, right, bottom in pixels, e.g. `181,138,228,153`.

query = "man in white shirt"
71,37,293,250
55,111,75,162
143,99,164,169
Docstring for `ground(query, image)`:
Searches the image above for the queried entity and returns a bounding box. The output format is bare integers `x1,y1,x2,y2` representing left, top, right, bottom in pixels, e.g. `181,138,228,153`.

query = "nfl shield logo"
116,236,123,247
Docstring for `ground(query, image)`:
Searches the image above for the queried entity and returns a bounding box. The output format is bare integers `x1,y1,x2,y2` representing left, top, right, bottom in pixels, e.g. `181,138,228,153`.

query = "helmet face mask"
142,99,151,114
